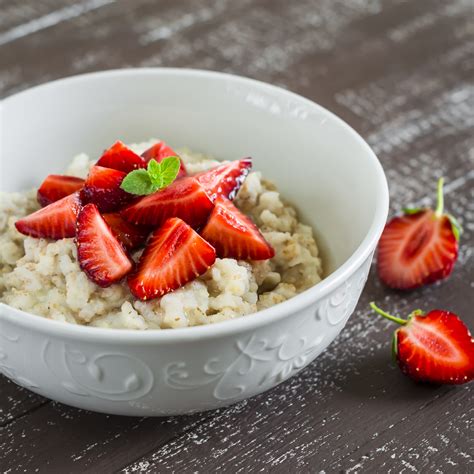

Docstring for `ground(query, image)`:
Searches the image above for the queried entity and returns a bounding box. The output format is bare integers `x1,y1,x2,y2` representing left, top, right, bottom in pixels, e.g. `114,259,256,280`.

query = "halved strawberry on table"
195,158,252,201
377,178,461,290
76,203,133,287
96,141,146,173
102,212,150,250
128,217,216,300
80,166,133,213
201,196,275,260
121,175,214,228
15,192,81,239
370,303,474,385
141,141,187,178
37,175,84,207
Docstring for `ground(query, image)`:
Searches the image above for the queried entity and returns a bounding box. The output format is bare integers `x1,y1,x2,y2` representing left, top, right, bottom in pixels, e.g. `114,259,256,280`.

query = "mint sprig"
120,157,181,195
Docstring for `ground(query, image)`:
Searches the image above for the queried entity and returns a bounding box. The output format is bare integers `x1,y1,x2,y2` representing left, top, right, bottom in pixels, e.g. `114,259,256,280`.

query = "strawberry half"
102,212,150,250
15,192,81,239
37,175,85,207
76,204,133,287
141,141,187,177
128,217,216,300
377,178,461,290
201,196,275,260
121,176,214,228
96,141,146,173
370,303,474,385
195,158,252,201
80,166,133,213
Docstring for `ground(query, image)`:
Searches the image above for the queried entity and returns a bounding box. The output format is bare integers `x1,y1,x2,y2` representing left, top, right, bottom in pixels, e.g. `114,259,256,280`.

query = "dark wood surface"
1,0,473,472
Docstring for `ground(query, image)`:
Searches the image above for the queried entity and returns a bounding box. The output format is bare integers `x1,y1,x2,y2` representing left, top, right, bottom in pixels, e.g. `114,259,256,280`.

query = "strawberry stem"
435,177,444,218
369,302,407,325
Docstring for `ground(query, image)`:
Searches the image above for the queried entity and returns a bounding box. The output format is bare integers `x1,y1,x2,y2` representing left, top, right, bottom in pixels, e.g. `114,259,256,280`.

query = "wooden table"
1,1,473,472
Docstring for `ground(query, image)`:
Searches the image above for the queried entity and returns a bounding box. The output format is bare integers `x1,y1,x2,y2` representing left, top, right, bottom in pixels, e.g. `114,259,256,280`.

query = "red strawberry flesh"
15,192,81,239
370,303,474,385
76,203,133,287
97,141,146,173
37,175,84,207
102,212,150,250
80,165,133,213
141,141,187,177
397,310,474,384
121,176,214,228
201,196,274,260
128,217,216,300
377,178,459,290
195,158,252,201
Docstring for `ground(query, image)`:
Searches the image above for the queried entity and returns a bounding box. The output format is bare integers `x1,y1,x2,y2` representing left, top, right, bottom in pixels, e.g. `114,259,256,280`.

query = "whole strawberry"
377,178,461,290
370,302,474,385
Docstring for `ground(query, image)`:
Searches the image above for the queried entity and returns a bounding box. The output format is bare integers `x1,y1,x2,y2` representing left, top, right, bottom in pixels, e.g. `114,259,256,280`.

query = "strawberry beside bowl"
0,69,388,416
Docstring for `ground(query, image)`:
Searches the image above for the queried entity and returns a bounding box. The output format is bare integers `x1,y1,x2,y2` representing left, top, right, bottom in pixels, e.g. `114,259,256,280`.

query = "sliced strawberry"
195,158,252,201
370,303,474,385
128,217,216,300
37,175,84,207
201,196,274,260
377,178,460,290
121,176,214,228
76,204,133,287
102,212,150,250
141,141,187,177
80,166,133,213
15,192,81,239
96,141,146,173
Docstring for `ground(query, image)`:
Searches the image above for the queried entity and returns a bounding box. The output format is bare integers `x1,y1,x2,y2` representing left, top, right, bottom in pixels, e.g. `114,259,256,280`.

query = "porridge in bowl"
0,140,323,329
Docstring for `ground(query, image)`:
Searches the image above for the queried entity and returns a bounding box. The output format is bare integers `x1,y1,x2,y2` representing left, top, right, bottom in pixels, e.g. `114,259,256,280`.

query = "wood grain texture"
0,0,473,472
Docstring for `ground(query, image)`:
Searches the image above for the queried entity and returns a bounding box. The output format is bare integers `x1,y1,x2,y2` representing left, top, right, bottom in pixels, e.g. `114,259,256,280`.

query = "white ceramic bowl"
0,69,388,416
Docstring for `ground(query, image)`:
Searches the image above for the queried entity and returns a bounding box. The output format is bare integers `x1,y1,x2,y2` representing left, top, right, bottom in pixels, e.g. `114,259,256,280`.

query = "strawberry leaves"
402,207,423,215
120,156,181,196
447,213,463,242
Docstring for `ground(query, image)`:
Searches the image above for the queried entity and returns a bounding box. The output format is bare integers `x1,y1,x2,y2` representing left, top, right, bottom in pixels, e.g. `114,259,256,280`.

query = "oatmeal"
0,140,322,329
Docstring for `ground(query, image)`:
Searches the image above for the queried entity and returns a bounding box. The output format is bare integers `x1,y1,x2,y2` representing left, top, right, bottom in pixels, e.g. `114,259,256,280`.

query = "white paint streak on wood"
341,388,473,472
139,0,230,45
0,0,115,46
387,0,473,43
366,84,474,156
137,0,386,82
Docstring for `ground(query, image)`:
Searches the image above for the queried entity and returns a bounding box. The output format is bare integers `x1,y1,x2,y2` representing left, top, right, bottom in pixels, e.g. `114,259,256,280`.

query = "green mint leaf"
120,169,156,195
121,156,180,196
147,159,161,181
158,156,181,188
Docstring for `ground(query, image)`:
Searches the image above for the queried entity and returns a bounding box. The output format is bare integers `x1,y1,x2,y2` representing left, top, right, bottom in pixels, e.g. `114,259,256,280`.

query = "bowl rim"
0,67,389,343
